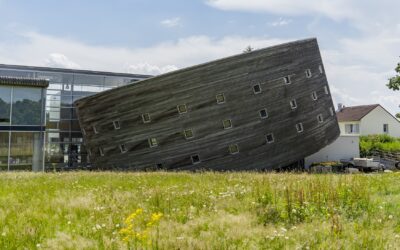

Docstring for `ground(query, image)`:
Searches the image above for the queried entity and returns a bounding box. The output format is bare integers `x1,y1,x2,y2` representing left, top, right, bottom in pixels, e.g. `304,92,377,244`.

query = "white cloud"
160,17,181,28
44,53,81,69
0,29,397,114
0,31,288,75
125,63,178,75
206,0,358,22
268,18,292,27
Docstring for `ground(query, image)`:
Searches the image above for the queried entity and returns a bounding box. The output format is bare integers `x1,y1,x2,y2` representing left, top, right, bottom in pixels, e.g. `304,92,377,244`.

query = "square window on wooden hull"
229,144,239,154
184,129,194,139
253,84,261,94
191,154,201,164
290,99,297,109
216,93,225,104
311,91,318,101
305,69,312,78
142,113,151,123
296,123,304,133
113,120,120,130
284,76,291,84
259,109,268,119
148,138,158,147
222,119,233,129
177,104,188,114
317,114,324,123
119,144,127,153
266,133,274,143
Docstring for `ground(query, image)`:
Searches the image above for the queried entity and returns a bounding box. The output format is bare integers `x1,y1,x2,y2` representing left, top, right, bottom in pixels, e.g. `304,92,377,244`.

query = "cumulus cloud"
160,17,181,28
125,63,178,75
0,29,397,114
268,18,292,27
44,53,80,69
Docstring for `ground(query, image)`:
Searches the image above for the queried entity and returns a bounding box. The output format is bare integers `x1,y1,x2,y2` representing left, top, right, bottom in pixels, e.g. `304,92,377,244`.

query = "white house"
336,104,400,137
305,104,400,167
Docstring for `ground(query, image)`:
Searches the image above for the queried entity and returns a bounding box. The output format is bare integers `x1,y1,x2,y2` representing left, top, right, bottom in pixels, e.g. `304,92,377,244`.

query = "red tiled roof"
336,104,379,122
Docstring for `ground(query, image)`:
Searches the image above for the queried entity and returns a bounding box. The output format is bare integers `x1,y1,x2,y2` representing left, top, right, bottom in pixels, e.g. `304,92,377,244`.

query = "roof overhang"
0,76,49,88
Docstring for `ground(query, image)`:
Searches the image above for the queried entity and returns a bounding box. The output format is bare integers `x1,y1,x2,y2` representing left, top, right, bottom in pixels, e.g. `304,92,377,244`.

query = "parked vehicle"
340,158,385,172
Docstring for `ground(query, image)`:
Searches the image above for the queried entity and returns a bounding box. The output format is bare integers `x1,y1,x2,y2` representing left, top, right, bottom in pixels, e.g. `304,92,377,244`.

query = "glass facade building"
0,64,150,171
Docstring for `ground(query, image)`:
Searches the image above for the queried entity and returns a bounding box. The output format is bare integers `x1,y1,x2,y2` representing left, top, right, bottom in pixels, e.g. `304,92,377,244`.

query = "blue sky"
0,0,398,114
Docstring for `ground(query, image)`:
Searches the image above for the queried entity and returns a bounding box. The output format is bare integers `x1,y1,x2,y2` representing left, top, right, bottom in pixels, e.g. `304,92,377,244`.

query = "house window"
142,113,151,123
148,138,158,148
284,76,291,85
113,120,120,130
290,99,297,109
324,86,329,95
184,129,194,139
191,154,201,164
311,91,318,101
216,93,225,104
177,104,188,114
99,147,104,156
93,126,98,134
259,108,268,119
229,144,239,155
345,124,360,134
317,114,324,123
329,107,334,116
119,144,127,153
305,69,312,78
319,65,324,74
383,124,389,134
253,84,261,94
222,119,233,129
266,133,274,143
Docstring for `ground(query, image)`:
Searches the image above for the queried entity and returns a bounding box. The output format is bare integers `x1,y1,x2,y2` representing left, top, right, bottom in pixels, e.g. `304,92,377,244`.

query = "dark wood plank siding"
75,38,340,170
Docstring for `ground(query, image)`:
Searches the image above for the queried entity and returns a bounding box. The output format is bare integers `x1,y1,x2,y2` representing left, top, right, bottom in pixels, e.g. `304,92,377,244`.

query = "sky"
0,0,399,114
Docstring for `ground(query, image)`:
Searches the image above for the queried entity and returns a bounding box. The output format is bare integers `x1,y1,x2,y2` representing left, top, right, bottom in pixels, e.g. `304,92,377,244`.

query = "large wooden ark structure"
75,38,340,171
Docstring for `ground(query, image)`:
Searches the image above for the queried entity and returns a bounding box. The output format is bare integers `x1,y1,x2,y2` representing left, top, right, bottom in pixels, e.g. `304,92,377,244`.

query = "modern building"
75,38,340,171
0,64,150,171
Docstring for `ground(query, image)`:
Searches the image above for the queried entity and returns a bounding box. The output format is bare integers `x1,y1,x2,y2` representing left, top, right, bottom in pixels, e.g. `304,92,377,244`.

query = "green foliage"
360,134,400,156
0,172,400,249
387,62,400,91
396,113,400,119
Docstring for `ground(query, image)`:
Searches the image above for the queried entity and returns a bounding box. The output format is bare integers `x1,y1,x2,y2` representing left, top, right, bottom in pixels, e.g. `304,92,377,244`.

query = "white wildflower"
67,221,71,225
388,215,393,220
1,232,6,236
96,224,102,230
36,243,41,248
115,224,120,228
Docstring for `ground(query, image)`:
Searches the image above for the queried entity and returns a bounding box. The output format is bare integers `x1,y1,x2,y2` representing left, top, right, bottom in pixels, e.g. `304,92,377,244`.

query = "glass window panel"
45,143,68,166
0,69,35,78
60,108,72,120
9,132,42,171
0,132,9,171
70,120,81,132
61,95,73,107
59,120,71,131
0,86,11,125
46,95,61,108
73,74,104,85
72,85,104,93
48,83,63,90
47,111,60,121
35,72,73,84
12,87,43,125
47,90,62,95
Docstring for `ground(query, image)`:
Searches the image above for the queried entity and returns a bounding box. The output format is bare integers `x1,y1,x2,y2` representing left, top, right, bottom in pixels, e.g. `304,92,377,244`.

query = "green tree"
243,45,253,53
388,62,400,91
396,113,400,119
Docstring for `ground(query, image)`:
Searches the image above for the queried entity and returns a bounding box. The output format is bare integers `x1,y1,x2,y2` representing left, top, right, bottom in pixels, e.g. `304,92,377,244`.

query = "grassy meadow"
0,172,400,249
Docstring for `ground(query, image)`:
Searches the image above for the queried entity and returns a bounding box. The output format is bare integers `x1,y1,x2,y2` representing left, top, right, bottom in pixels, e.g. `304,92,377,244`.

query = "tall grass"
0,172,399,249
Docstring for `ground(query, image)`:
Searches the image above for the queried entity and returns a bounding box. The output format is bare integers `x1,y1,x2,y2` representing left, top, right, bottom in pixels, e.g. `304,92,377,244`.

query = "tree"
387,62,400,91
396,113,400,119
243,45,253,53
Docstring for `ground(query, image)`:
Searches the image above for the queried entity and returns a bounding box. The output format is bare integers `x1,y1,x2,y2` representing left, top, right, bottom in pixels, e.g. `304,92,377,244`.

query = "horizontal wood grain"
75,38,340,171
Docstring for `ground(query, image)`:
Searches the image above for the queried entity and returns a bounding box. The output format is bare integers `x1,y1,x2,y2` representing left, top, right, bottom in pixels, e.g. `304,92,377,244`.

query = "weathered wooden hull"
75,38,340,171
